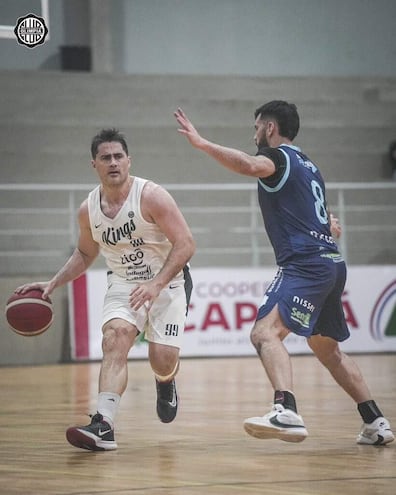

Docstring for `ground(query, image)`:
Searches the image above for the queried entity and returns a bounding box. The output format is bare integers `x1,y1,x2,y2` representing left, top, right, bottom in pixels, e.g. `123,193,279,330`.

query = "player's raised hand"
174,108,206,149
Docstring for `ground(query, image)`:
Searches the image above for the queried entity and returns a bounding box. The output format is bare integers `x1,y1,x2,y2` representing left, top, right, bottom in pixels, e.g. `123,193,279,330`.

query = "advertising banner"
69,266,396,360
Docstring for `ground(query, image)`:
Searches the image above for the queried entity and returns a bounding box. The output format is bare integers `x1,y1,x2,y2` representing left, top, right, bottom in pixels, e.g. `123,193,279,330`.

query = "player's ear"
267,120,276,135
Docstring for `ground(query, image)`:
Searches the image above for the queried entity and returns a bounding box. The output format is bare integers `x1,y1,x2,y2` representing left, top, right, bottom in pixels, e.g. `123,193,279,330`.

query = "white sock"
97,392,121,427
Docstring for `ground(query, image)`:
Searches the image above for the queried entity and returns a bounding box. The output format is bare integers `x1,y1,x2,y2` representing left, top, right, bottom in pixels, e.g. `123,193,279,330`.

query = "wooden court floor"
0,354,395,495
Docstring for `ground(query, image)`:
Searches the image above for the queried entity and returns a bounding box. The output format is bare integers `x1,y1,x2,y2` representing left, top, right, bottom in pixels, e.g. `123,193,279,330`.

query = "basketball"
5,289,53,336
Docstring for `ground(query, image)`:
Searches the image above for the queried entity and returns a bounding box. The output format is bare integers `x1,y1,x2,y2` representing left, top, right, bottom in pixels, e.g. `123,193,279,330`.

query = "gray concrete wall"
1,71,395,185
122,0,396,77
1,1,396,76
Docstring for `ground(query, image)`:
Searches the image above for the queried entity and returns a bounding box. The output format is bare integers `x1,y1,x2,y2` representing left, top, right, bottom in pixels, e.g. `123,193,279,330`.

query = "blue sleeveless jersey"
257,144,339,266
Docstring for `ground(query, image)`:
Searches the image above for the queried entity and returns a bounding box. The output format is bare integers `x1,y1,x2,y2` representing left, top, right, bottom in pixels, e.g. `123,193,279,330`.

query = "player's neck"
101,175,133,205
270,136,293,148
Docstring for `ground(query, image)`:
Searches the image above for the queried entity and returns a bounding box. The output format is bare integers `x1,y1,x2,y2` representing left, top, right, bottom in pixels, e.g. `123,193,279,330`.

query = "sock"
358,400,383,424
274,390,297,413
97,392,121,427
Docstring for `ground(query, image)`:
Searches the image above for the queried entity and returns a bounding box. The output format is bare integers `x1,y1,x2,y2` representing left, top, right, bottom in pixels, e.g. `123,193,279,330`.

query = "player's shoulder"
282,145,321,174
79,197,89,211
141,178,160,191
77,198,90,225
79,196,91,213
142,181,178,218
141,178,170,198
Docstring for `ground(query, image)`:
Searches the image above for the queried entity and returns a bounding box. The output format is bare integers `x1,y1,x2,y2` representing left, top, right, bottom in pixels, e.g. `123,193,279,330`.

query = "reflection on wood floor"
0,354,395,494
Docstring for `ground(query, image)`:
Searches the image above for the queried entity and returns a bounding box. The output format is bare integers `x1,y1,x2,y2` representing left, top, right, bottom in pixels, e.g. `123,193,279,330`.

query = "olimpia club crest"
14,13,48,48
370,280,396,340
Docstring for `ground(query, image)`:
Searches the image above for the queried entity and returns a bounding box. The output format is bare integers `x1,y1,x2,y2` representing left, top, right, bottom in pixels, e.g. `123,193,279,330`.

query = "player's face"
92,141,131,185
254,116,269,148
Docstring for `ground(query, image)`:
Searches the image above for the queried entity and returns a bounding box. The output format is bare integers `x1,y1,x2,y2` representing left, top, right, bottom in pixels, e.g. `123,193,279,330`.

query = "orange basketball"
5,289,53,336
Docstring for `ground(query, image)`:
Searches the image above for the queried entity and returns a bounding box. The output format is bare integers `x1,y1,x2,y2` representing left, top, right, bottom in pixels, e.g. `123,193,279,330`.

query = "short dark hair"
91,128,129,158
254,100,300,140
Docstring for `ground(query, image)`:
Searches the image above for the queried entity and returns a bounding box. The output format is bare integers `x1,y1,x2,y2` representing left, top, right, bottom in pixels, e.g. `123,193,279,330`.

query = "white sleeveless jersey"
87,177,182,282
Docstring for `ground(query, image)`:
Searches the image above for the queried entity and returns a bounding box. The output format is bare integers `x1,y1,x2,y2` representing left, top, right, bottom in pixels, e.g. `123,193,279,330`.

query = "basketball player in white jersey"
16,128,195,451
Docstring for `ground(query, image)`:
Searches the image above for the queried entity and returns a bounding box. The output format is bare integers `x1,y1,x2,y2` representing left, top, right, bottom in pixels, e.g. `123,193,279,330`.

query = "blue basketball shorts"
256,253,350,341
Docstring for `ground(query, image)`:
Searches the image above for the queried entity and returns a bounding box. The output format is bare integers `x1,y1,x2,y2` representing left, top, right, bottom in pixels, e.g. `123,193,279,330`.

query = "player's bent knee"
250,324,272,353
250,326,262,350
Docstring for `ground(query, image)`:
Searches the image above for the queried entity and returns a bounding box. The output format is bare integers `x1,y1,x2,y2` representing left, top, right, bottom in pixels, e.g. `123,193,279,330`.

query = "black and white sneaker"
156,378,178,423
66,413,117,451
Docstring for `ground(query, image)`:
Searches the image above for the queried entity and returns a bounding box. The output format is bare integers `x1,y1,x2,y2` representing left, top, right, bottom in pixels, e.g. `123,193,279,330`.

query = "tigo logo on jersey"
370,280,396,340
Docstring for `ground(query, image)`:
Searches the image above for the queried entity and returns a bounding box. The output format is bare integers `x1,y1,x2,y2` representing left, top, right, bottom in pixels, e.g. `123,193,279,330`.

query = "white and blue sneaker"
244,403,308,443
356,417,394,445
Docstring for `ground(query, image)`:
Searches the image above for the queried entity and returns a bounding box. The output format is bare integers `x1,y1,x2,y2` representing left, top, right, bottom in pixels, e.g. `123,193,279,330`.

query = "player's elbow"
77,247,98,268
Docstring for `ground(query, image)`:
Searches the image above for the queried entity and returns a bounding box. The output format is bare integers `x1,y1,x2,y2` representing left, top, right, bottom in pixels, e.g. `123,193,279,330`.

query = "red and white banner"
69,266,396,360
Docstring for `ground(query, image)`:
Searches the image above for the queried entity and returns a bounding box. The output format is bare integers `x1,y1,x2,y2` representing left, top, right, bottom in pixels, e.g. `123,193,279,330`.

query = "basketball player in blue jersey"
174,102,394,446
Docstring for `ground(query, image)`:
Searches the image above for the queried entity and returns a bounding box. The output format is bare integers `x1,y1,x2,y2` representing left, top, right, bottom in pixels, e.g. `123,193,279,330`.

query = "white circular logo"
14,13,48,49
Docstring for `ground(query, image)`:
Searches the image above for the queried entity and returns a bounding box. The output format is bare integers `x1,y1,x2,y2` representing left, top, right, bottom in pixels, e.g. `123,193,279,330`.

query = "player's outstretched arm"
174,107,275,178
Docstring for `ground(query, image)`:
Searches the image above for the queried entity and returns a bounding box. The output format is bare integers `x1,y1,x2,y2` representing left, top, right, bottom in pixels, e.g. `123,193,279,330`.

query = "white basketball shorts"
102,272,188,348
